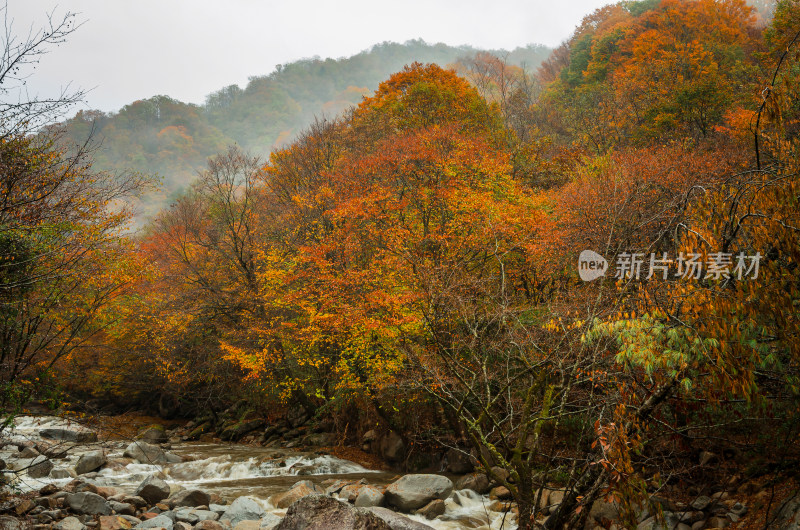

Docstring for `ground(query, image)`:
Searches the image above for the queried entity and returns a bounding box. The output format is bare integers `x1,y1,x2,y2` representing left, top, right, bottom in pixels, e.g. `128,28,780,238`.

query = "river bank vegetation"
2,0,800,528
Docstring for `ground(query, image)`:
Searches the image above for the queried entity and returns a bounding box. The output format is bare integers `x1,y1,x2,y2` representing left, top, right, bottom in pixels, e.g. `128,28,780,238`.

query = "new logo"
578,250,608,282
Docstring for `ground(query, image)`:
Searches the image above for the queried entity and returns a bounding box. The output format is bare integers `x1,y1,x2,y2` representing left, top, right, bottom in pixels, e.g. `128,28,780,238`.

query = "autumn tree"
0,5,148,423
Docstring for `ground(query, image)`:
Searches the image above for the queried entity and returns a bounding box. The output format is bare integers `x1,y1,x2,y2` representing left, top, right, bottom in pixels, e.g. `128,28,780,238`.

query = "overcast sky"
7,0,611,114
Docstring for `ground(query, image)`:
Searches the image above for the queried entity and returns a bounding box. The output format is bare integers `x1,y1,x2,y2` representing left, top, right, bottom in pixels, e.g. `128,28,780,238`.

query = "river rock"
40,428,98,443
168,489,211,508
137,426,168,444
19,446,40,458
378,432,405,463
99,515,134,530
259,514,282,530
195,522,225,530
135,475,171,505
14,499,35,515
122,496,148,508
233,522,260,530
354,486,384,508
275,494,390,530
222,496,266,527
54,516,87,530
175,509,218,523
340,483,365,503
135,514,174,529
28,455,54,478
490,486,512,500
0,515,26,530
444,448,473,474
67,492,112,515
364,507,435,530
691,496,712,511
76,450,107,475
286,404,309,428
415,499,445,520
590,499,621,523
454,473,490,494
109,501,136,516
384,474,453,512
124,442,180,465
270,481,323,509
51,467,77,479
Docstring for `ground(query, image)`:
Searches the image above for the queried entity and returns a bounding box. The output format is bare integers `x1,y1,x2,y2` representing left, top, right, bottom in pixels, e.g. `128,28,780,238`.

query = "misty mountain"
54,39,550,217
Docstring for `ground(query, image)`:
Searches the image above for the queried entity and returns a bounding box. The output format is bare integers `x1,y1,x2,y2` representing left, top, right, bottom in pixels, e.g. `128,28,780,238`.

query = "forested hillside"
54,40,550,216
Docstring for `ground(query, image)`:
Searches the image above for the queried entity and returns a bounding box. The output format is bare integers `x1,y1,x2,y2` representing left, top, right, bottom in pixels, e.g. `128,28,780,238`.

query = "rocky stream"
0,416,519,530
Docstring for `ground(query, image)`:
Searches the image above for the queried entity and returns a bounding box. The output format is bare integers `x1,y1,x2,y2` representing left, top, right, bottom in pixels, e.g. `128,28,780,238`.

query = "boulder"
54,517,87,530
64,478,98,493
19,446,40,458
135,475,171,505
109,501,136,516
137,426,168,444
270,481,322,510
364,507,436,530
175,509,218,523
415,499,445,520
124,442,180,465
28,455,54,478
51,468,76,479
40,428,98,443
286,404,310,428
14,499,35,515
222,496,266,527
339,483,365,503
691,496,712,511
96,486,119,499
303,432,335,446
699,451,718,467
378,432,405,463
39,483,59,495
325,479,354,495
76,450,107,475
384,474,453,512
168,489,211,508
444,448,473,474
454,473,490,494
490,486,512,501
122,496,148,508
0,516,26,530
226,419,265,441
67,492,112,515
488,466,510,484
354,486,384,508
275,495,391,529
135,515,174,529
590,499,621,523
258,514,282,530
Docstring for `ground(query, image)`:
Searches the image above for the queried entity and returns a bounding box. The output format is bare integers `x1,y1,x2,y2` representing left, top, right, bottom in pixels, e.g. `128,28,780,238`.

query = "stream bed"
1,416,517,529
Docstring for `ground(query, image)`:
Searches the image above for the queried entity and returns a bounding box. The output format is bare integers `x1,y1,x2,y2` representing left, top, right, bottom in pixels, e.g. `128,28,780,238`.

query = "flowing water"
2,416,517,529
